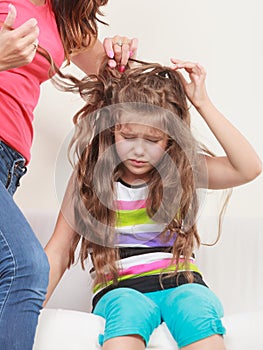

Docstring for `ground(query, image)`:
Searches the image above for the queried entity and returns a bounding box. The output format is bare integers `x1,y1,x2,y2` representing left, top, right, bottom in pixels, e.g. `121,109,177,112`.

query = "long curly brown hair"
51,0,109,62
35,0,108,73
60,58,213,286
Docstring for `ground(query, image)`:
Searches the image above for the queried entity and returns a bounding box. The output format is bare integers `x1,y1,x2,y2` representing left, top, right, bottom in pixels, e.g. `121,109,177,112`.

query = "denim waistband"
0,140,27,196
0,140,26,166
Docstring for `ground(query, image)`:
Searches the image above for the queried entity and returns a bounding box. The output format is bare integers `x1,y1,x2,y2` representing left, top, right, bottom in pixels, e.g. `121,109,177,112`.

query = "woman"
0,1,137,349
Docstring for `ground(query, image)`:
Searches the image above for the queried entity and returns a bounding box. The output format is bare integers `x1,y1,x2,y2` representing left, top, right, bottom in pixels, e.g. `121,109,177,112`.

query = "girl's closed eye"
121,133,163,144
121,133,136,140
145,137,162,143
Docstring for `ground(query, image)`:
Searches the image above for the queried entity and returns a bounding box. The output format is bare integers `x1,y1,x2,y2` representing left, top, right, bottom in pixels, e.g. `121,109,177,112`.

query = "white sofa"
33,308,263,350
25,211,263,349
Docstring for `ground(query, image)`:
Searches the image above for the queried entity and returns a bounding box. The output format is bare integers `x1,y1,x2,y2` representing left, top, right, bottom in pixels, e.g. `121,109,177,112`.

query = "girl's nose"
133,138,145,156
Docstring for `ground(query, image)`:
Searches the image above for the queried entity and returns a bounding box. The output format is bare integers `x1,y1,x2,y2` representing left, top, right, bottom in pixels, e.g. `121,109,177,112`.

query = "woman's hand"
0,4,39,71
170,58,209,108
103,35,138,72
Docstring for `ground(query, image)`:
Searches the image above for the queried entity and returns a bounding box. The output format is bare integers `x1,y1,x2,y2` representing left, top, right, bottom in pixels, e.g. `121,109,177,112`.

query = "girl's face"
115,122,168,184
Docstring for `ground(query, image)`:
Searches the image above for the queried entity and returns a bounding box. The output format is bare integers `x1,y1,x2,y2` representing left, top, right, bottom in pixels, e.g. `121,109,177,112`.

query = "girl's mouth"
129,159,147,166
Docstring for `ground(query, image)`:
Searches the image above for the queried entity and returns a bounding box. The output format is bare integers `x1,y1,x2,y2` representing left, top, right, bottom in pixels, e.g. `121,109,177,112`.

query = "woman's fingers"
1,4,39,42
0,5,39,69
1,4,16,31
103,35,138,72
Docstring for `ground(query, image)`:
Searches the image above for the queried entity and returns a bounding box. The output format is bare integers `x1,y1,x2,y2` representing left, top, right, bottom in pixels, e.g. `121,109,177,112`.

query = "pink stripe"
118,257,194,276
116,199,146,210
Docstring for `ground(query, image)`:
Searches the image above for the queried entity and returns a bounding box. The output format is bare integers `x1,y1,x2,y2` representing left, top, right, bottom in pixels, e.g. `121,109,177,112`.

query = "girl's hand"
170,58,209,108
0,4,39,71
103,35,138,72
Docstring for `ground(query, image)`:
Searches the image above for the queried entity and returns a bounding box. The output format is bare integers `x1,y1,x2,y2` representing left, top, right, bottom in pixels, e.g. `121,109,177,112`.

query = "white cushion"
33,309,178,350
223,311,263,350
34,308,263,350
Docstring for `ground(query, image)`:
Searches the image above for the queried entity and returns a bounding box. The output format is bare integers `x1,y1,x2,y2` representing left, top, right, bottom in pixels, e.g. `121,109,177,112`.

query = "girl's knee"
162,284,225,348
94,288,161,346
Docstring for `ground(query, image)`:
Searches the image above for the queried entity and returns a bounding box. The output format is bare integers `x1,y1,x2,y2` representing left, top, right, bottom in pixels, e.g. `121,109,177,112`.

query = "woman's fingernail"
8,3,13,11
119,65,126,73
108,60,116,68
129,51,133,57
108,50,114,58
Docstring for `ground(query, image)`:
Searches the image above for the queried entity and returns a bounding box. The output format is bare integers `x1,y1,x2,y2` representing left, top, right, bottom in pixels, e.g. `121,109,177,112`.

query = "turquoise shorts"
93,284,226,348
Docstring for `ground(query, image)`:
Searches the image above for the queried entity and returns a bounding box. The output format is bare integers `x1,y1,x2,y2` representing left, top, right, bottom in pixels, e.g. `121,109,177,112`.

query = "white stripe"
117,243,152,248
116,181,148,201
117,252,174,270
116,223,166,234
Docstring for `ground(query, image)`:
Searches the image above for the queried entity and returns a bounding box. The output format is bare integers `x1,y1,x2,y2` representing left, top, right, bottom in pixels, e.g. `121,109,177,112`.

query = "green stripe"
117,208,155,227
93,263,201,293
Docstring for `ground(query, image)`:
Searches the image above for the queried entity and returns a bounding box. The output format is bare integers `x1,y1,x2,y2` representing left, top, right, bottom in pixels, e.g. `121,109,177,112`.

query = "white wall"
15,0,263,219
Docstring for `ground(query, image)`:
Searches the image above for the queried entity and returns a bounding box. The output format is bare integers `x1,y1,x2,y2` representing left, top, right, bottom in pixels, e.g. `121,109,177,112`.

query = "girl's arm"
171,58,262,190
44,210,79,306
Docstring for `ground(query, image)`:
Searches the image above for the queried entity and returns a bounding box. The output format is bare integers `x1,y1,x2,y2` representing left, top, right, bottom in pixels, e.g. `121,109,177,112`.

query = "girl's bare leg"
182,335,226,350
103,335,145,350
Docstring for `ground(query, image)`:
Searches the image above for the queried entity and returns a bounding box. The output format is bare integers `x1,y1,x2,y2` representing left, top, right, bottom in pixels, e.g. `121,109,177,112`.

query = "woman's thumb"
2,4,17,31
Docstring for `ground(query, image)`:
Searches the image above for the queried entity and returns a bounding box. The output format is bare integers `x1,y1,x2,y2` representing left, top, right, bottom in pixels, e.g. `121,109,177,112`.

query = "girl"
0,1,137,348
45,58,262,350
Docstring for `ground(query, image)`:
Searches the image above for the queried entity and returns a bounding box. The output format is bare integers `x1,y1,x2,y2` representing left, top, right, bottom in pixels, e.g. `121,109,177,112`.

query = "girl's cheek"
150,146,165,161
116,141,130,157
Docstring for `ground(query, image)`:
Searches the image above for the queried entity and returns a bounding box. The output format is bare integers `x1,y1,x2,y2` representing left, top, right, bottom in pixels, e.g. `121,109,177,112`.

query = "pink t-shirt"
0,0,64,163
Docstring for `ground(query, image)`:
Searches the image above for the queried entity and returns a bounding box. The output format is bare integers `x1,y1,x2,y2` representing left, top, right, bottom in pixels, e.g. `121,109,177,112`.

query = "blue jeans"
0,141,50,349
